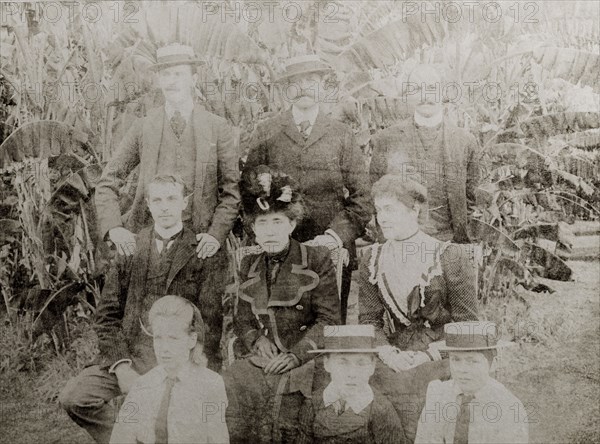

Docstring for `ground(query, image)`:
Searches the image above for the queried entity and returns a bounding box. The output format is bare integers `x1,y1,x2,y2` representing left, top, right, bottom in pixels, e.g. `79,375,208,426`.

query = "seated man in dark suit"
59,174,222,444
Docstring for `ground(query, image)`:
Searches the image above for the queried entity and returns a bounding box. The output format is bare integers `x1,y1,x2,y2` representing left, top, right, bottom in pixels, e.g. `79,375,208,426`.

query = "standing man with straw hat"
415,321,529,444
94,43,241,372
96,43,240,260
243,54,373,324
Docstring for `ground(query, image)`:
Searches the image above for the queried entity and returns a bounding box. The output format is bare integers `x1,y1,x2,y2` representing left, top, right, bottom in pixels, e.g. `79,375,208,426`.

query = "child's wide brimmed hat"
277,54,333,81
150,43,205,71
240,165,302,217
438,321,513,352
308,325,379,354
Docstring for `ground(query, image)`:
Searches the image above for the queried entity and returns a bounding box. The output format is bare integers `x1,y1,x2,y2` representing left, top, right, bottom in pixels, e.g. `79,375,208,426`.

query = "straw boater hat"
308,325,379,354
438,321,513,352
150,43,205,71
277,54,333,82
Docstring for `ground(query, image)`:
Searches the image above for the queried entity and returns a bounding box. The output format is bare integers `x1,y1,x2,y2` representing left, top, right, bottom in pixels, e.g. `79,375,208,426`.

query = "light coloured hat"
308,325,378,354
277,54,333,81
150,43,204,71
438,321,513,352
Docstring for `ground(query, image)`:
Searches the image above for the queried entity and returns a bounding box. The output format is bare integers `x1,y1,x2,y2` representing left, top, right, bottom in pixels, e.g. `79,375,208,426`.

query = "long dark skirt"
223,358,316,444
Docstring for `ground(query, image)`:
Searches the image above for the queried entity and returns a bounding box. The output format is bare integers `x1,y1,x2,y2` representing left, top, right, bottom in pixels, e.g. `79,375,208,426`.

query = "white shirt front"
165,100,194,123
292,104,319,137
110,362,229,444
415,378,529,444
154,222,183,254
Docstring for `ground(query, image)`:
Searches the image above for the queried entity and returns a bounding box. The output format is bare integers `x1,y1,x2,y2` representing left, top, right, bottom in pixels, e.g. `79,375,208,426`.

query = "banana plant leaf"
470,218,521,255
523,241,573,281
520,112,600,139
512,223,574,251
0,218,21,244
0,121,91,170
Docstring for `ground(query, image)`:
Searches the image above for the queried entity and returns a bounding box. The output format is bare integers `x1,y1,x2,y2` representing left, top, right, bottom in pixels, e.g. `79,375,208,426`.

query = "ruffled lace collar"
368,231,450,326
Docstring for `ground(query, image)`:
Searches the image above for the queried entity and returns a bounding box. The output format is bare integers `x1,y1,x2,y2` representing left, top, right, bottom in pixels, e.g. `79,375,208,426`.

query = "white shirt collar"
155,360,196,384
165,100,194,121
292,104,319,127
413,109,443,128
154,221,183,240
323,382,374,414
451,377,495,400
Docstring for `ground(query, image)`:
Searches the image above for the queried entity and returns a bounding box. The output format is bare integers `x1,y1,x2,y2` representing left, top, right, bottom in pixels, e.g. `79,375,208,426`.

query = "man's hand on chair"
307,233,338,250
196,233,221,259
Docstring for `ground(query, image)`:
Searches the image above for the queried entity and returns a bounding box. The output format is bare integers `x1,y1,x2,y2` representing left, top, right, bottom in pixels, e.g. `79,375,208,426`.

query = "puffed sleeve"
358,246,390,346
441,244,479,322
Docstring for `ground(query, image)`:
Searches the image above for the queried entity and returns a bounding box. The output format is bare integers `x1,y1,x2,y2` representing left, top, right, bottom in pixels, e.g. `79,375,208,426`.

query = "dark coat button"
299,325,307,331
296,304,304,310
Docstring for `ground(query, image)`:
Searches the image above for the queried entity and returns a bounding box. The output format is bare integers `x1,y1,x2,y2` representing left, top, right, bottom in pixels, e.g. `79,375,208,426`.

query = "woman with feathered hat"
223,165,341,444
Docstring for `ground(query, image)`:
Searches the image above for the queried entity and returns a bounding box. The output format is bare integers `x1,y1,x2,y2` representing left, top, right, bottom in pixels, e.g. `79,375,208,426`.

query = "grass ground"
1,260,598,444
497,261,600,443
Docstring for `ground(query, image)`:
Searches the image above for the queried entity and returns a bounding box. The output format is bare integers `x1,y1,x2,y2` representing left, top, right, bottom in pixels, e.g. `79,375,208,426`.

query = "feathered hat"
240,165,302,217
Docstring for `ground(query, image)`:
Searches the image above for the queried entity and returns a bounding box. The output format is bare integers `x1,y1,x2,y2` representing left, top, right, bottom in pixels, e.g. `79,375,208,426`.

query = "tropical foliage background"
0,0,598,397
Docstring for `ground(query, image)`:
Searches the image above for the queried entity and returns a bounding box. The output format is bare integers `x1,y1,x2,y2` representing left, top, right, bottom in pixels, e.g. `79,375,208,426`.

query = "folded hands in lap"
253,336,300,375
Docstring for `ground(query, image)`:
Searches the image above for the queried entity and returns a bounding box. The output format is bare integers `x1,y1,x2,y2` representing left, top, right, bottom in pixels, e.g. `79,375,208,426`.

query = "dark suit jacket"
95,226,222,373
235,239,340,364
244,109,373,265
95,104,241,244
297,388,406,444
370,118,480,243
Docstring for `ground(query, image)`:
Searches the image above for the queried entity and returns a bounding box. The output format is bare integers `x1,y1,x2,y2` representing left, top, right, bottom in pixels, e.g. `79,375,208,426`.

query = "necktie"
453,393,475,444
265,245,289,284
298,120,311,140
154,376,177,444
154,232,177,255
170,110,186,140
333,398,346,415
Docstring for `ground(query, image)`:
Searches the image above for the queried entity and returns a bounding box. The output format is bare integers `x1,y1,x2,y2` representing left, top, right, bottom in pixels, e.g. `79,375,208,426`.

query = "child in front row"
110,295,229,444
296,325,407,444
415,321,528,444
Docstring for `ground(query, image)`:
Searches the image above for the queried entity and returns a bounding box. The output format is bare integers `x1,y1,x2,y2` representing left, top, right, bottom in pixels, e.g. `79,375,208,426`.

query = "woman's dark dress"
358,242,480,441
223,239,340,444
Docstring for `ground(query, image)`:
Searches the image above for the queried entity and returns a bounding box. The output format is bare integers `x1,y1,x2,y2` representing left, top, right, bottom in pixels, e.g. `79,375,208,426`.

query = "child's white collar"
323,382,374,414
